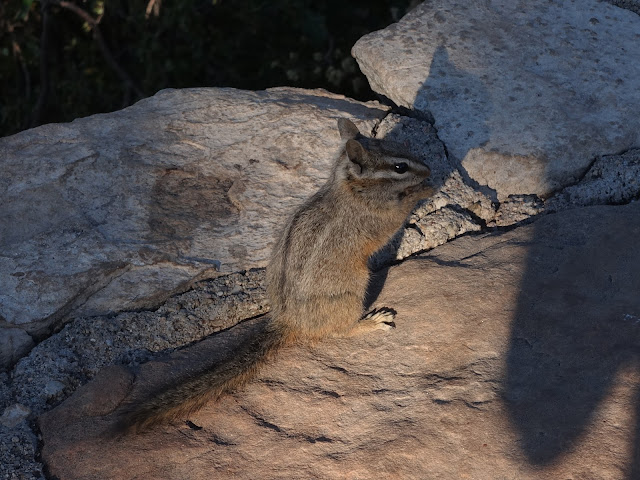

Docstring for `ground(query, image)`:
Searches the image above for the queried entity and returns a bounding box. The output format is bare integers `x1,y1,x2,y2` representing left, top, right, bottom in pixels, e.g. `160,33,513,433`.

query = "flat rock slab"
0,87,388,334
39,202,640,479
353,0,640,199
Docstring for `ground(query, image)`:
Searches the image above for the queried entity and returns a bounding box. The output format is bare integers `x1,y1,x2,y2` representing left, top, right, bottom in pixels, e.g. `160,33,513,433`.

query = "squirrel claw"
362,307,397,330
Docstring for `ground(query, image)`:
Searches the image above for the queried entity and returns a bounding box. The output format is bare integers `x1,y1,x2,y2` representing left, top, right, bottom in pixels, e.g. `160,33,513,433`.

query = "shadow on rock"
366,44,485,307
399,37,640,475
504,205,640,472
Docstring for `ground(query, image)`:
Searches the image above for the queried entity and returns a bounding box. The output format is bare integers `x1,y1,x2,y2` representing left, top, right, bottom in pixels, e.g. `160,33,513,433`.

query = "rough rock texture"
546,148,640,211
0,85,503,477
2,84,531,371
0,420,43,480
607,0,640,16
4,81,637,364
352,0,640,200
0,404,31,429
0,87,389,336
369,114,494,267
11,270,267,419
0,329,34,371
39,202,640,480
0,270,267,480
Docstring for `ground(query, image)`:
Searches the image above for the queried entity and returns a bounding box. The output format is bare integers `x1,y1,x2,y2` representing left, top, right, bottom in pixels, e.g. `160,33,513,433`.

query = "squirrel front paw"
361,307,397,331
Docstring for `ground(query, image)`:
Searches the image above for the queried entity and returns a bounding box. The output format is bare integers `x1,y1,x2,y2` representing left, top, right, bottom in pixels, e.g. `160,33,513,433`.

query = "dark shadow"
504,205,640,466
413,45,496,200
117,315,270,418
366,45,490,309
379,32,640,476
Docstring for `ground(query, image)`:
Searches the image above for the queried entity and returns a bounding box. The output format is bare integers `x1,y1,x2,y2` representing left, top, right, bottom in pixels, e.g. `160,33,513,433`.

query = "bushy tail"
117,323,289,433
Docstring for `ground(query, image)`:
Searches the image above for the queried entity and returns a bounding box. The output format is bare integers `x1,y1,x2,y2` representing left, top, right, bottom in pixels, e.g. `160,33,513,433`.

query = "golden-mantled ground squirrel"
121,118,435,431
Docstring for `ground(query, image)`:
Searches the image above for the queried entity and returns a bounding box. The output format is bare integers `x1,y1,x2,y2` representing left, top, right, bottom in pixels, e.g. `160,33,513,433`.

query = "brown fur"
118,119,434,432
117,324,290,433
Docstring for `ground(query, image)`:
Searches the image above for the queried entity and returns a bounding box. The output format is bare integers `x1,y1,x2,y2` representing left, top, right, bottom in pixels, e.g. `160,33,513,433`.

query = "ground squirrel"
120,118,435,432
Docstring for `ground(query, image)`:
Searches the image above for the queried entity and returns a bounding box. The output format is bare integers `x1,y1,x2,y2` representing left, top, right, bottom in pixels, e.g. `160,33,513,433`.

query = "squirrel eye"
394,162,408,174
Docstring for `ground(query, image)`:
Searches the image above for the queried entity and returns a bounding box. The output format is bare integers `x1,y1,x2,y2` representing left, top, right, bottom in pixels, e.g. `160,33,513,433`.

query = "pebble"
0,404,31,428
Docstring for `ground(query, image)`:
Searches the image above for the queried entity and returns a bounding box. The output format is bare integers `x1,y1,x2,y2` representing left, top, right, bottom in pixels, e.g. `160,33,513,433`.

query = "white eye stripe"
386,156,412,164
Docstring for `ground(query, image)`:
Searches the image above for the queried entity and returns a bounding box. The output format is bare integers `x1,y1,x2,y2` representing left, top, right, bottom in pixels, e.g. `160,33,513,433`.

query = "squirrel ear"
337,118,360,140
345,139,367,173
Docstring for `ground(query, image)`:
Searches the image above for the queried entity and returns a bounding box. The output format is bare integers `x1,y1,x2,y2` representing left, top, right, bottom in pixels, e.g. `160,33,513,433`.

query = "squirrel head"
335,118,434,206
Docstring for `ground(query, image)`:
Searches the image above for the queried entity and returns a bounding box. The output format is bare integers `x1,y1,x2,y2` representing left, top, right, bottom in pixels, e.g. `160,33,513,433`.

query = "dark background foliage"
0,0,416,138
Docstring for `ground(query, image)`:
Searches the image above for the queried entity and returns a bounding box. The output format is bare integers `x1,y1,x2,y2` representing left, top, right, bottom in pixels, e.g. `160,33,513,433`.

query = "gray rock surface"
352,0,640,200
6,148,636,478
0,329,34,371
11,270,267,419
0,270,267,480
0,421,43,480
0,87,388,336
0,404,31,429
546,149,640,211
38,202,640,480
607,0,640,16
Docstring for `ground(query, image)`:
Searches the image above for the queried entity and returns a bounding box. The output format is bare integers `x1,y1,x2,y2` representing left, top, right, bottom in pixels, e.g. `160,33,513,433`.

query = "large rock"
353,0,640,200
10,270,269,419
39,202,640,479
0,87,389,336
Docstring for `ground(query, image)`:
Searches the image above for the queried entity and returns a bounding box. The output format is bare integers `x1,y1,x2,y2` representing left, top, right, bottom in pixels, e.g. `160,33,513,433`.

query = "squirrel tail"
117,322,290,433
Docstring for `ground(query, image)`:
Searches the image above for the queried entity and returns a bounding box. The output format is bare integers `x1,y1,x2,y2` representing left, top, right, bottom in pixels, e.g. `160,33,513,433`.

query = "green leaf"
15,0,36,21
